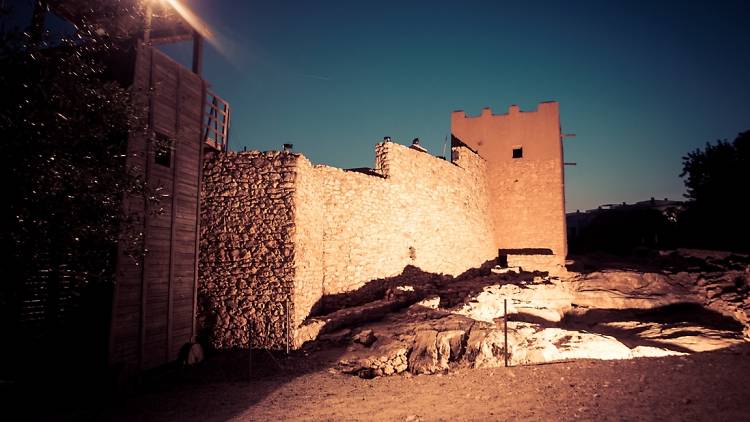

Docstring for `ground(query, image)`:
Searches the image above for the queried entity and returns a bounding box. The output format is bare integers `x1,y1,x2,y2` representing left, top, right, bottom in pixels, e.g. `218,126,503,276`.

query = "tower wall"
451,102,567,267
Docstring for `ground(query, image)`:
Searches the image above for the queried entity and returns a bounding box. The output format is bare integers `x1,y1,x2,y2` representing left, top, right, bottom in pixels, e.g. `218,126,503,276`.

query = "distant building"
567,198,685,253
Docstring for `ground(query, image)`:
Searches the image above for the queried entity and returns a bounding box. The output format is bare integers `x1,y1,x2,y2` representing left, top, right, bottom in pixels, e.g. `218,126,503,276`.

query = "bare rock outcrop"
568,271,696,310
329,255,749,378
464,328,508,368
409,330,440,374
436,330,466,369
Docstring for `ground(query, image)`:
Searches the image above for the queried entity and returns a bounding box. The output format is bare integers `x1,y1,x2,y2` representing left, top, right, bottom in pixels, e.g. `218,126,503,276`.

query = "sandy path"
106,344,750,422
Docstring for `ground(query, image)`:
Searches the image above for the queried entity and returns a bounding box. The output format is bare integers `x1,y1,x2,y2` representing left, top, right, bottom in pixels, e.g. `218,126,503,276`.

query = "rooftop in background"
569,197,685,216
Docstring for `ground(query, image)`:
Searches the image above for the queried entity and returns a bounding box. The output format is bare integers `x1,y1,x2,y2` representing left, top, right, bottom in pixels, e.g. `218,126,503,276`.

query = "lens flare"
163,0,229,56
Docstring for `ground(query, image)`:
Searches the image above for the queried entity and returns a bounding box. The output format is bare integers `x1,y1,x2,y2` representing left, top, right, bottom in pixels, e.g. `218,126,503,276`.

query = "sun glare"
162,0,225,54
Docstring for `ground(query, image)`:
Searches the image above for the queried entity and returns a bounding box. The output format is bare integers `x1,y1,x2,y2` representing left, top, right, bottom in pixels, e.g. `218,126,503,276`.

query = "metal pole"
285,299,290,355
504,298,508,367
248,319,253,380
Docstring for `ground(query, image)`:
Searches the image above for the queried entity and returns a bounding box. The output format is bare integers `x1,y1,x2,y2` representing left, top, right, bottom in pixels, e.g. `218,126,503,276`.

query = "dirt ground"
92,343,750,422
11,251,748,422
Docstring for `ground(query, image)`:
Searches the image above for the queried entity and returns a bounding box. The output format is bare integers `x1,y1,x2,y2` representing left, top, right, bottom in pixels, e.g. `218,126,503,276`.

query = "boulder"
409,330,440,374
353,329,377,347
464,328,508,368
436,330,466,369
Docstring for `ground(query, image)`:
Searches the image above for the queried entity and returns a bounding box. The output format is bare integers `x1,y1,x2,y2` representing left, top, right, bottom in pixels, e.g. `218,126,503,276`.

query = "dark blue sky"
6,0,750,211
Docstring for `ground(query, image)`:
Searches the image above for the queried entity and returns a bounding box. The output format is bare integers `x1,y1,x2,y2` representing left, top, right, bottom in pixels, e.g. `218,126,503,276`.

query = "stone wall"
300,142,498,299
198,151,298,349
291,157,325,327
488,158,566,258
199,142,500,349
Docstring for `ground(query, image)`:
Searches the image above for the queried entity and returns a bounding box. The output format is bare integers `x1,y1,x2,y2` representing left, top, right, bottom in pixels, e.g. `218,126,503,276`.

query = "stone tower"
451,102,567,270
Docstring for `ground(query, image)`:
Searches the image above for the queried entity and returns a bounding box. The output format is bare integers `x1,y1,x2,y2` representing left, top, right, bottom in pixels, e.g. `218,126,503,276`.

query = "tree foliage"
0,5,156,380
679,131,750,251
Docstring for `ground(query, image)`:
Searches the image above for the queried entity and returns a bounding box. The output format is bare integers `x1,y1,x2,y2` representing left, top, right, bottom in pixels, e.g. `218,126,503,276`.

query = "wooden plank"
145,291,168,302
150,164,175,181
190,74,207,344
143,285,167,297
180,104,201,119
174,263,195,274
177,151,200,167
170,318,191,331
152,96,177,113
143,264,169,277
146,226,172,242
175,216,197,229
152,121,176,139
176,172,200,187
174,227,197,239
143,249,170,262
114,289,143,304
177,141,200,157
153,81,177,97
145,303,168,317
147,217,173,230
135,45,156,371
153,69,177,87
170,242,195,254
176,156,199,172
143,345,167,357
173,293,194,305
176,163,200,176
171,319,192,333
174,207,197,219
146,210,173,223
144,327,167,338
143,245,171,258
171,330,192,343
178,135,201,150
175,190,198,203
165,67,180,365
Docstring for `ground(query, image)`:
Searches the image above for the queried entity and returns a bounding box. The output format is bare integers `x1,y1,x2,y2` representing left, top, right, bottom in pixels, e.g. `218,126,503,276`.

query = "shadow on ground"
561,303,745,353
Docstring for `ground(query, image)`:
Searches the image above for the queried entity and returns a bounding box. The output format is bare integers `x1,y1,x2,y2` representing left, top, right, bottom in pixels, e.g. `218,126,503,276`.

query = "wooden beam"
143,3,153,45
192,30,203,76
166,67,182,363
191,79,208,343
151,33,193,46
139,46,156,371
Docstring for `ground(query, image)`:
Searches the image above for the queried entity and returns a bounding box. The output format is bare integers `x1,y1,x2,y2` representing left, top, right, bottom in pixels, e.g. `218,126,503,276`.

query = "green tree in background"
680,131,749,251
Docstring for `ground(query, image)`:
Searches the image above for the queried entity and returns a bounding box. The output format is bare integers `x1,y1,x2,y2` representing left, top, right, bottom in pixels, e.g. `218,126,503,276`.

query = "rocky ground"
302,249,750,378
19,250,750,421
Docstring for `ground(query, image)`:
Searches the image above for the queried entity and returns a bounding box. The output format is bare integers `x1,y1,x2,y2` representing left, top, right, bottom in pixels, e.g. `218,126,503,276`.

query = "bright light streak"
164,0,228,56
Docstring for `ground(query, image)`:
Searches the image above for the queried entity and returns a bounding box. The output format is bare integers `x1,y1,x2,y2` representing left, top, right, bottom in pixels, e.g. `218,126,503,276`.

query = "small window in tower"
512,146,523,159
154,133,174,167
